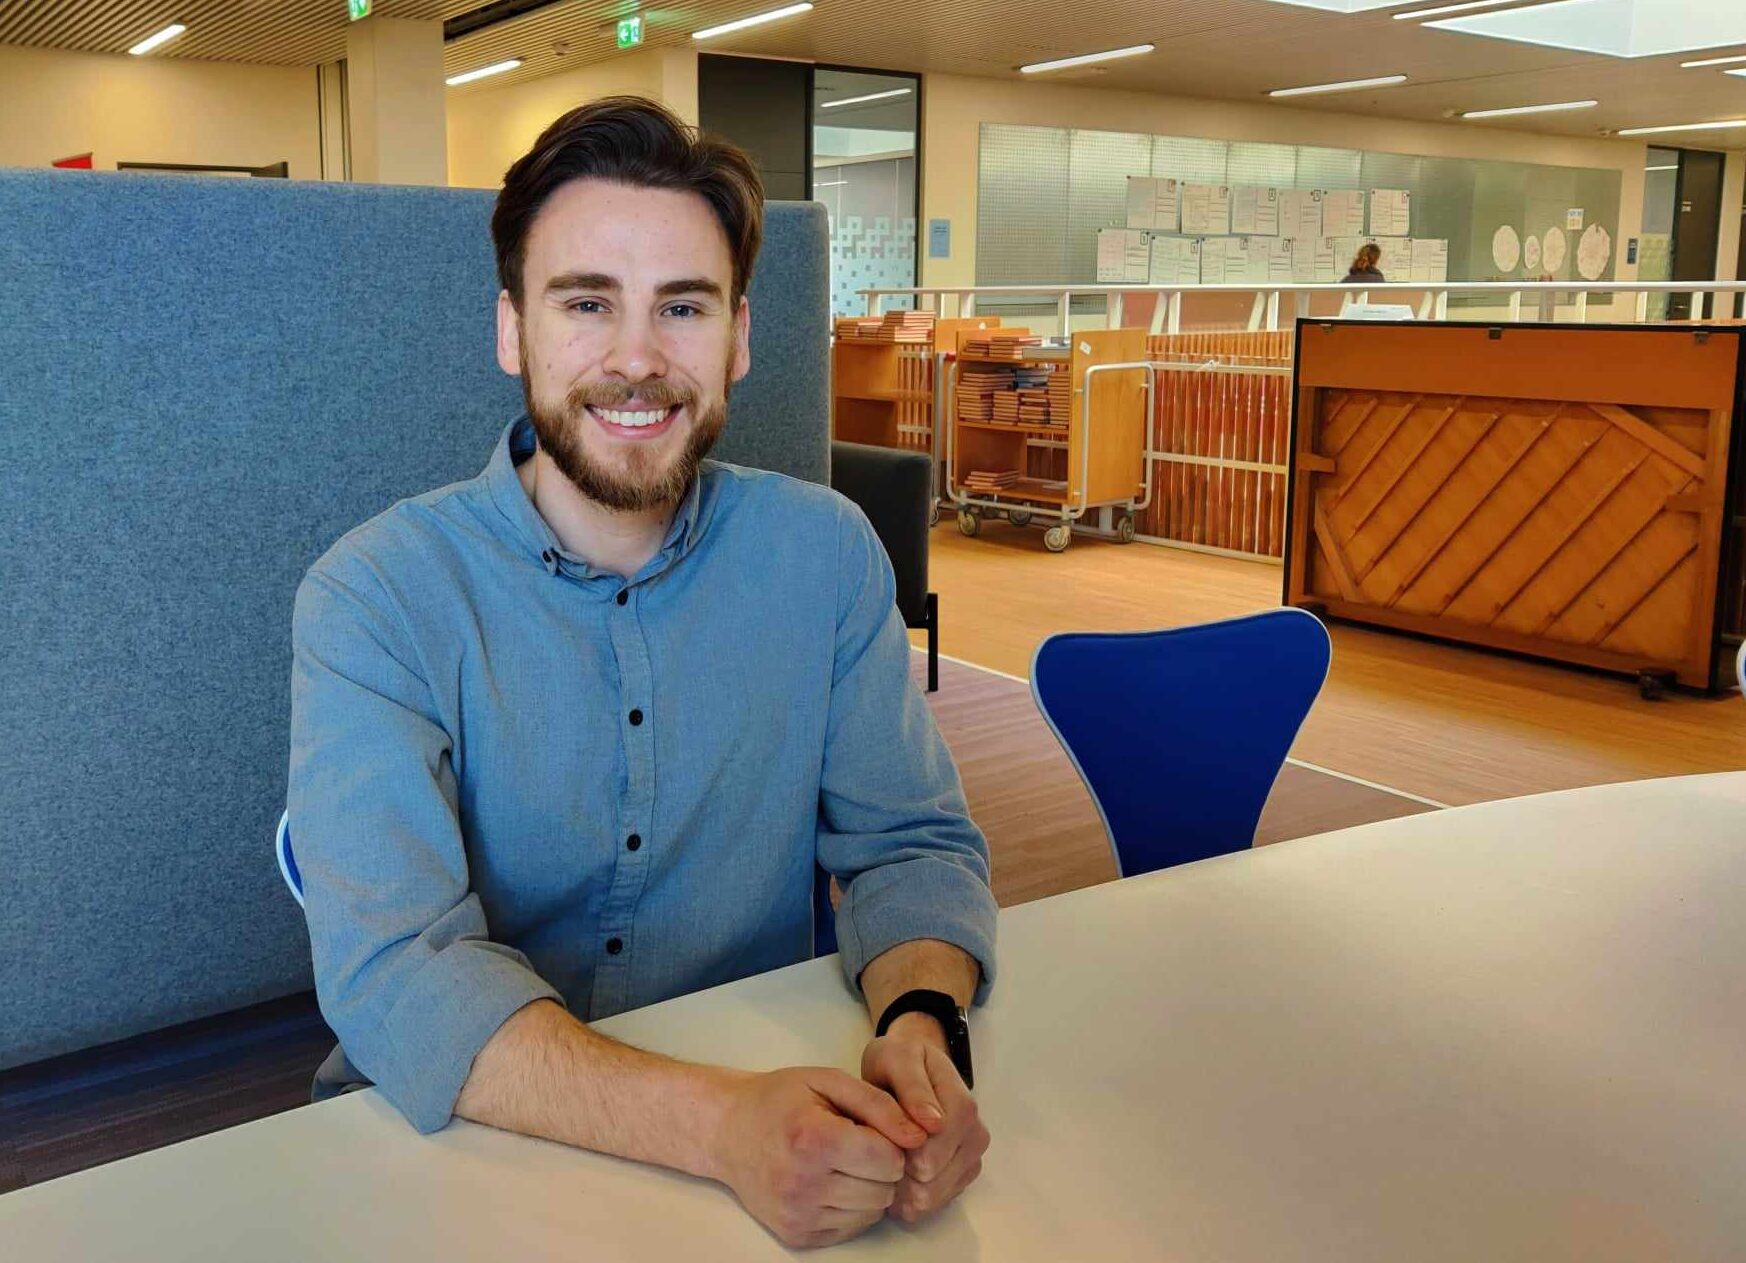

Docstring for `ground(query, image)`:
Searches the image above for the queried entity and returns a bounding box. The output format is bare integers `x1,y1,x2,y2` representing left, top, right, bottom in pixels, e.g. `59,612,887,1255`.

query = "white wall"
0,43,320,176
446,49,698,190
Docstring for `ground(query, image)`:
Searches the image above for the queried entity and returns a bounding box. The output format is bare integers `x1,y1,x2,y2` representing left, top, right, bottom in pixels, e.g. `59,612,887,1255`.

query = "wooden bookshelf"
831,315,1003,451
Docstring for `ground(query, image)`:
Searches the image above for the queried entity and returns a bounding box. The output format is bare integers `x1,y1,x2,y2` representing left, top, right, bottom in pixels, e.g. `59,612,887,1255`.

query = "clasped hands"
711,1013,989,1250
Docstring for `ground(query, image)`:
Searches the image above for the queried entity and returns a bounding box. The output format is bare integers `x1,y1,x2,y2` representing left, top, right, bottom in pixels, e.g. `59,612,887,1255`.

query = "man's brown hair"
491,95,764,309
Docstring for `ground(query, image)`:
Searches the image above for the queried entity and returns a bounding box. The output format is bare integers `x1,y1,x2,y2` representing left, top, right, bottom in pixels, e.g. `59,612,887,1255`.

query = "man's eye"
569,299,606,314
664,303,700,319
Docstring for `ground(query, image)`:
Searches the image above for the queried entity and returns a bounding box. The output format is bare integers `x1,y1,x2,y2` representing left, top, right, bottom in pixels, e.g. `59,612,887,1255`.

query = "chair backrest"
828,441,931,625
0,169,829,1070
1031,608,1332,877
275,812,304,909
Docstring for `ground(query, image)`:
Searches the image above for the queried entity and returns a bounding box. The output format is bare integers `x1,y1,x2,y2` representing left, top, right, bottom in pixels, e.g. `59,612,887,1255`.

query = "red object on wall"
52,153,94,169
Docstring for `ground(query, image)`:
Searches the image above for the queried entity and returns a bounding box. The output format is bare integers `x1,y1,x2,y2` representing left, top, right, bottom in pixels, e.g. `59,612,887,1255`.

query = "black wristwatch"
875,988,974,1089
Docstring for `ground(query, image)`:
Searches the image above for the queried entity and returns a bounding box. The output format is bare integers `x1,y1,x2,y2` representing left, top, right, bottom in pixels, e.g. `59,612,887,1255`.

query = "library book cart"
945,327,1151,552
831,313,1006,525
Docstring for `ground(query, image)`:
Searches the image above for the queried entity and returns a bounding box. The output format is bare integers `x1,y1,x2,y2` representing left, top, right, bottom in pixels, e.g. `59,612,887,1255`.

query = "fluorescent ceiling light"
1461,98,1597,117
1616,119,1746,135
1020,44,1155,73
1727,67,1746,78
814,180,847,187
128,23,186,55
1394,0,1532,17
819,88,912,109
692,3,812,40
1270,74,1408,96
1428,0,1746,60
1683,53,1746,67
445,59,522,85
1255,1,1425,11
1644,164,1678,170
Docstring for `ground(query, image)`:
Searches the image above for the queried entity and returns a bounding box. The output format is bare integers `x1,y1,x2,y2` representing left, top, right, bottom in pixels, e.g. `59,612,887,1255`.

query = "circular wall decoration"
1543,226,1567,275
1577,223,1613,280
1524,234,1542,273
1491,224,1521,273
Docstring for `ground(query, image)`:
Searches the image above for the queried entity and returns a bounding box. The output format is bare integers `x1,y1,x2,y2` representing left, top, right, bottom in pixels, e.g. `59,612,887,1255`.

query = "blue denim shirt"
288,418,996,1133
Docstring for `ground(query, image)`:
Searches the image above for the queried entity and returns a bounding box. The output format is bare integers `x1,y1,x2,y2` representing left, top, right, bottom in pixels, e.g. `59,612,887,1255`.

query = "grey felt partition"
0,170,828,1069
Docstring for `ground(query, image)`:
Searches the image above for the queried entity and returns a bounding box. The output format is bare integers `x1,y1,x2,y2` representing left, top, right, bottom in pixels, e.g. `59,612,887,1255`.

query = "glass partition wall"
811,68,919,320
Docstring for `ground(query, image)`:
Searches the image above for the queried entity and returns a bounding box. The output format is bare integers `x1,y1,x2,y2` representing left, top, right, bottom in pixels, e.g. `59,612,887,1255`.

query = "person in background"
1342,243,1386,284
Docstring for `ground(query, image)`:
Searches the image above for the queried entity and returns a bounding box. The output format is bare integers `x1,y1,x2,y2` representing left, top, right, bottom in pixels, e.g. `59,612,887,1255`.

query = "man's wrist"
881,1009,949,1052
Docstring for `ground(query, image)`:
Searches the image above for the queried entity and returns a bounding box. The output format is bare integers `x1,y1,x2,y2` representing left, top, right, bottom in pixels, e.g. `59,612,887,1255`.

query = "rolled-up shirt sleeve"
289,561,560,1134
818,502,998,1005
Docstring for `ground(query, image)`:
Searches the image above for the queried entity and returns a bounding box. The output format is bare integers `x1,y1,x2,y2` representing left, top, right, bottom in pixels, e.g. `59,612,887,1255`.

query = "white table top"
6,773,1745,1261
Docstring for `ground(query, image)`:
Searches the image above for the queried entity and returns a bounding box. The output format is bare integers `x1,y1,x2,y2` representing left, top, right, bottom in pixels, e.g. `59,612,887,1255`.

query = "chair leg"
926,593,939,693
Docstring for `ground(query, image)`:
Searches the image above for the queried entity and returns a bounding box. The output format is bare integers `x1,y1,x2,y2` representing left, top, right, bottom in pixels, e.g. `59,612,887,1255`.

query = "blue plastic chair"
1031,607,1332,878
275,812,838,956
1737,639,1745,697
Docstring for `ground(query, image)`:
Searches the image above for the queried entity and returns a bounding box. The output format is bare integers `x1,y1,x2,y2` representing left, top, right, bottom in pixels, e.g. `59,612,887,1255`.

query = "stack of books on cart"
1048,366,1072,421
962,333,1042,361
955,365,1009,421
991,391,1022,424
1017,389,1054,428
834,311,935,344
963,469,1020,495
874,310,935,342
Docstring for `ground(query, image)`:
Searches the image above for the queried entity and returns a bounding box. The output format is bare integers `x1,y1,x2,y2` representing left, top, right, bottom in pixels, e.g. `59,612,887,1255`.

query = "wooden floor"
915,520,1746,806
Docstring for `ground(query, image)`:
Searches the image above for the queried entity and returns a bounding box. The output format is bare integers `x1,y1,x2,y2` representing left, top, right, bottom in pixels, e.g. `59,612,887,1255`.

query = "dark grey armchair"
830,441,939,692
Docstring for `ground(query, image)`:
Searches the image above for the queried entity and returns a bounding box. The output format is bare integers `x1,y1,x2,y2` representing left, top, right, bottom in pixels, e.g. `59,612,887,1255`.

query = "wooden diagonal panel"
1589,403,1706,479
1327,399,1415,510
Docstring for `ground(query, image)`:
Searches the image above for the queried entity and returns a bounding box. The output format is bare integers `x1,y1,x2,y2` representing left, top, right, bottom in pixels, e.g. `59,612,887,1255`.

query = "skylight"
1428,0,1746,59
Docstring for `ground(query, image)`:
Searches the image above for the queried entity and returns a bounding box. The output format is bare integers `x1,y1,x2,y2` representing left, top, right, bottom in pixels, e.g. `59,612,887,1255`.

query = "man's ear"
729,295,751,384
495,290,523,377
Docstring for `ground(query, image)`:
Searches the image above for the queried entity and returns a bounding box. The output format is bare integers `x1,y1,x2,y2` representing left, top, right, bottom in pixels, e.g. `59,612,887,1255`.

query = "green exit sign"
616,14,643,48
348,0,370,19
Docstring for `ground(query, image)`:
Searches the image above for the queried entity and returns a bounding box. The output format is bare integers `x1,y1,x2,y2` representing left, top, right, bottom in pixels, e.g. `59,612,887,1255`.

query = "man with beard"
287,97,995,1249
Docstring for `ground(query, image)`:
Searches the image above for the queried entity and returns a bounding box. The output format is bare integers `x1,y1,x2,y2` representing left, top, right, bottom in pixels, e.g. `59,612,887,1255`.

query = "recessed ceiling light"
1682,52,1746,67
692,3,813,40
445,59,523,85
1020,44,1156,74
1461,99,1597,118
1270,74,1408,97
819,88,912,109
1644,164,1678,171
1393,0,1530,18
128,23,187,55
1616,119,1746,136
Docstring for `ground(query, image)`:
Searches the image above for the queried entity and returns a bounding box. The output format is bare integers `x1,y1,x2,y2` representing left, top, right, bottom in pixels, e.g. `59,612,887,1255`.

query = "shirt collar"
482,416,711,580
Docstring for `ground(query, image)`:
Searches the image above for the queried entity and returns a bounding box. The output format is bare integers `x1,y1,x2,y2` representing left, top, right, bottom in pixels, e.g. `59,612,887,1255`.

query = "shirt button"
628,709,643,726
616,590,628,606
541,549,554,564
605,937,624,955
626,834,642,852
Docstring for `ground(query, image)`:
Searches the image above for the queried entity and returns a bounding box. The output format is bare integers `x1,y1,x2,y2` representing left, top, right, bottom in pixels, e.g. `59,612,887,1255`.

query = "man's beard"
521,352,729,513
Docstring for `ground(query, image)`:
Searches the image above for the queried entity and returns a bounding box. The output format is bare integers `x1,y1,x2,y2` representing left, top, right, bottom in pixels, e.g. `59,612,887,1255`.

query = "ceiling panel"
4,0,1746,140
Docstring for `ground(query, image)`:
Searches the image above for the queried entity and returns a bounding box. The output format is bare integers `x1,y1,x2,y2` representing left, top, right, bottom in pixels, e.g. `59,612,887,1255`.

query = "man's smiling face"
497,176,751,512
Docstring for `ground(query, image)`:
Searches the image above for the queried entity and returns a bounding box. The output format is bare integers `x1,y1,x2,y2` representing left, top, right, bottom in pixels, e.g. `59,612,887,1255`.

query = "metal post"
1058,291,1072,337
1247,291,1266,332
1112,292,1126,330
1574,292,1588,323
1434,291,1448,320
962,292,976,318
1167,291,1183,335
1636,291,1649,323
1508,291,1522,321
1264,290,1280,332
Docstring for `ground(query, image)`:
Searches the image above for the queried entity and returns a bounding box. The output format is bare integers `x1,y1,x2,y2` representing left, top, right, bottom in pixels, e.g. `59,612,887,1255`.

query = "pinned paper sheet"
1231,186,1280,237
1577,223,1612,281
1542,226,1567,275
1322,190,1366,238
1492,225,1521,273
1280,190,1324,239
1368,189,1411,237
1181,184,1232,236
1149,235,1202,284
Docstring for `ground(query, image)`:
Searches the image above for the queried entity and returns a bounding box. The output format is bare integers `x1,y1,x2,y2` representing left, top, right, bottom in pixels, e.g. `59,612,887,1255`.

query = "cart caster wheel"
1043,524,1071,553
929,502,941,527
1008,510,1033,528
957,508,981,538
1637,669,1674,701
1115,514,1137,544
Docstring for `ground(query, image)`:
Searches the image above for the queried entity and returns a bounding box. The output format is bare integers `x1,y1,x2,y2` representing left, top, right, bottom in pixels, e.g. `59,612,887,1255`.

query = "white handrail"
860,280,1746,335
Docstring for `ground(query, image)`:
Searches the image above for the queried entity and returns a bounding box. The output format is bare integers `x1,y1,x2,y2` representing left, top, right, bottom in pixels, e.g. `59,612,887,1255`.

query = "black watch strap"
875,988,974,1089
